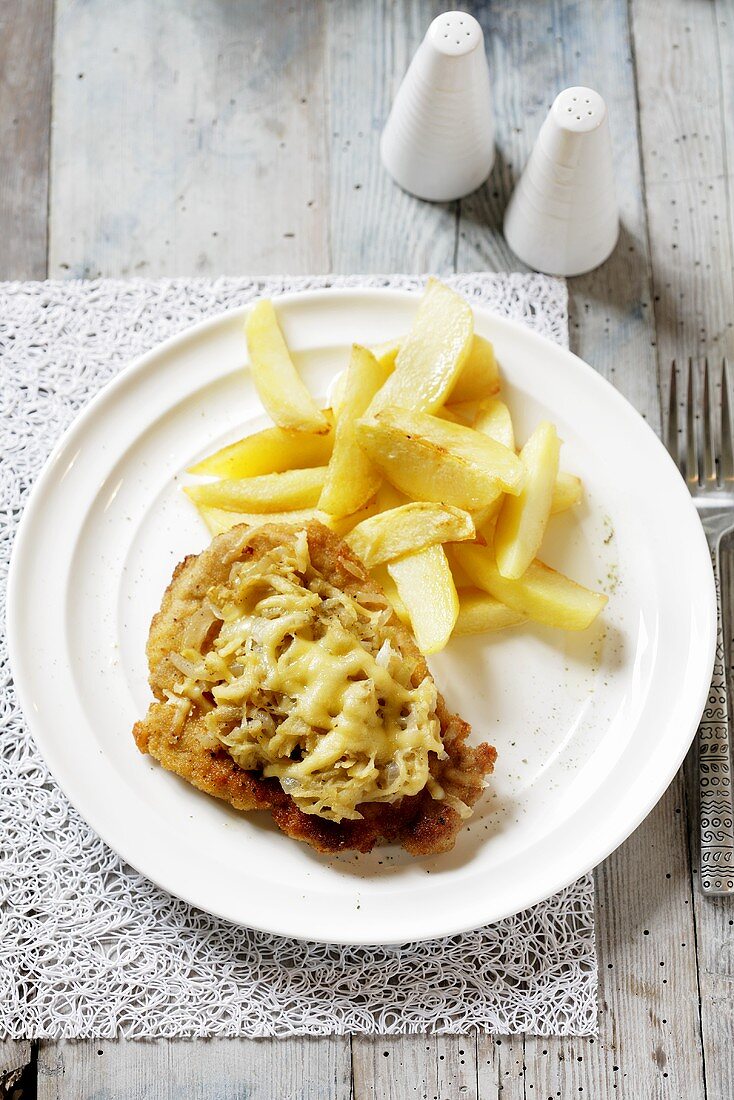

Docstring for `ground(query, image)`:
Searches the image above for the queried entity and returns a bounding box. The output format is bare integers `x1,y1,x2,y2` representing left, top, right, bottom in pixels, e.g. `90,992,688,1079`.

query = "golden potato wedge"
551,472,583,514
473,397,515,451
196,505,322,537
471,499,504,530
375,481,409,511
367,279,474,415
454,588,527,635
371,340,400,372
196,503,373,538
188,412,334,478
495,421,560,578
446,549,474,589
185,466,327,513
387,544,459,654
326,500,382,537
371,564,410,624
447,335,500,402
245,299,329,434
356,407,524,509
453,543,607,630
330,342,398,416
435,405,463,424
443,399,478,424
346,503,475,569
319,345,392,516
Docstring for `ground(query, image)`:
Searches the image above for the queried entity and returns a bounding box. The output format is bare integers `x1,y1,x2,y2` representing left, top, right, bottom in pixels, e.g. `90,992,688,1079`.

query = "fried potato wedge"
447,335,500,403
371,563,410,624
245,299,329,434
196,503,376,539
319,344,392,516
367,279,474,415
473,397,515,450
197,505,322,537
551,472,583,514
471,500,504,530
356,407,524,509
453,543,607,631
346,503,475,569
454,588,527,635
435,405,464,424
495,421,560,578
330,342,398,416
375,481,409,511
371,340,400,372
185,466,327,513
188,412,334,478
387,544,459,655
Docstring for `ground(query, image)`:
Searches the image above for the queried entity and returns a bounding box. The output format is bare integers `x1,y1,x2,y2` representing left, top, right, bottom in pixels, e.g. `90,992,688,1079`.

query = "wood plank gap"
713,0,734,273
454,200,461,273
625,0,664,418
44,0,57,278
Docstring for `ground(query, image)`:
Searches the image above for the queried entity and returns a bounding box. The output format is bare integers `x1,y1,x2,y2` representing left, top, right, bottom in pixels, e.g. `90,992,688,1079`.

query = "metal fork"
666,358,734,894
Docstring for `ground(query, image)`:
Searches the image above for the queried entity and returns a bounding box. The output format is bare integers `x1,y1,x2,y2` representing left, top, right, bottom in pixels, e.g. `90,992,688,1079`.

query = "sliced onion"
182,605,218,649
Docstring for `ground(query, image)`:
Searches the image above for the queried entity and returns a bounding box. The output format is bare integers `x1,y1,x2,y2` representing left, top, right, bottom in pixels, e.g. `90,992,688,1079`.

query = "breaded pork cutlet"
133,521,496,855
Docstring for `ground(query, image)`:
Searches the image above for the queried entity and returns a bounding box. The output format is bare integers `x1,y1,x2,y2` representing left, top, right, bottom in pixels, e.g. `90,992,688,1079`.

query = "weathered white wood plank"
475,1034,525,1100
36,1037,351,1100
351,1034,479,1100
525,779,705,1099
631,0,734,367
716,0,734,267
632,1,734,1097
49,0,331,278
0,0,53,278
325,0,458,274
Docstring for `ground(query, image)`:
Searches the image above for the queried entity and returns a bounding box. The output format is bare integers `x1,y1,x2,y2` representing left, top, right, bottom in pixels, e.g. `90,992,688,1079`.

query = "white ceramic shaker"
503,87,619,276
380,11,495,202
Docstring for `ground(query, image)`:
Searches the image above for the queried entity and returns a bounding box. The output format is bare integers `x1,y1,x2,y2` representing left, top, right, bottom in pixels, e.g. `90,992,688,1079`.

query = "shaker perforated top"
551,87,607,133
427,10,483,56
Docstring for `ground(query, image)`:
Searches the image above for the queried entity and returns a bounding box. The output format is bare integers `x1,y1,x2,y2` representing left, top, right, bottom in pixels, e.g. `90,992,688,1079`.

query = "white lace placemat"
0,274,596,1039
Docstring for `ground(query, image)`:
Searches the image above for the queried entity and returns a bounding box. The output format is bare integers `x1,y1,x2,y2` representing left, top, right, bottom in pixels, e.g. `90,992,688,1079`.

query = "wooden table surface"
2,0,733,1096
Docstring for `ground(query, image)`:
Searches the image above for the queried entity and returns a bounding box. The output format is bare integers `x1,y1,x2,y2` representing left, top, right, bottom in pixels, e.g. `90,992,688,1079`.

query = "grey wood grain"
630,0,734,367
631,3,734,1098
351,1034,479,1099
49,0,331,278
475,1034,525,1099
36,1038,351,1100
0,0,53,278
324,0,458,274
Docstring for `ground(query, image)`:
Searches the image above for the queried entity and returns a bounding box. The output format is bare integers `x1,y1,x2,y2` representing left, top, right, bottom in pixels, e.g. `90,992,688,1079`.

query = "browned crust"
133,521,496,855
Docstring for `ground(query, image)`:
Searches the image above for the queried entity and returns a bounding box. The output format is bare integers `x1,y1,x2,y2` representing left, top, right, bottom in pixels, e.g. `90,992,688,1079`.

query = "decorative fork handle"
700,532,734,894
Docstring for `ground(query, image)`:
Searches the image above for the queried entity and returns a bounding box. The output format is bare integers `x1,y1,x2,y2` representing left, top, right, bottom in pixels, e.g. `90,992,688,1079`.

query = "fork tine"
666,360,680,470
721,358,734,484
686,357,697,486
701,357,716,484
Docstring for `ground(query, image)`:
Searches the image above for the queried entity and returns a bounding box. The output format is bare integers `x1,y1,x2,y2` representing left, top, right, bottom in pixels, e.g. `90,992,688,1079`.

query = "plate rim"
7,286,717,944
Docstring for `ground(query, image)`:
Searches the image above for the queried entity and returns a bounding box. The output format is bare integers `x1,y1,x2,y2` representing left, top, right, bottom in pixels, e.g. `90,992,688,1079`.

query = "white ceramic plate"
8,288,716,945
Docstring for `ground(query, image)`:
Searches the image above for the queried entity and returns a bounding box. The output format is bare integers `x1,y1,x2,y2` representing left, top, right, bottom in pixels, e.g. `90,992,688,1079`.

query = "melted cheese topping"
168,531,449,821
